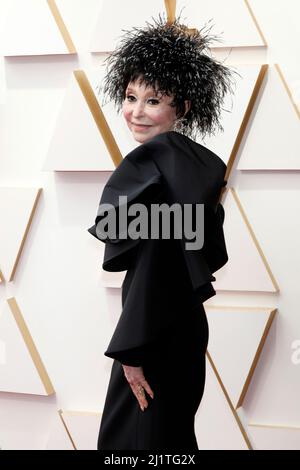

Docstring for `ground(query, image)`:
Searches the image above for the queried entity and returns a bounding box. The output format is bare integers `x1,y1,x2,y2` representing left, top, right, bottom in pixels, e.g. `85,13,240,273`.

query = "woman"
88,13,237,450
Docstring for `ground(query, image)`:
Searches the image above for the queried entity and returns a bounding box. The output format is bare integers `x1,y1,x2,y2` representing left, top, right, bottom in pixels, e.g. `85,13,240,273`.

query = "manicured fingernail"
150,394,154,399
141,406,144,411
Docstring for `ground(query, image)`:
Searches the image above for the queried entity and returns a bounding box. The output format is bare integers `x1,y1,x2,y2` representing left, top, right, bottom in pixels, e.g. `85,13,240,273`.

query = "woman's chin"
131,128,154,142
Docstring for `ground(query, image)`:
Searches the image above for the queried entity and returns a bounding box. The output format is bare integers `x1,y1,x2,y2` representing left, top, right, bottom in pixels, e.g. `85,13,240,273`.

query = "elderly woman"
88,13,237,450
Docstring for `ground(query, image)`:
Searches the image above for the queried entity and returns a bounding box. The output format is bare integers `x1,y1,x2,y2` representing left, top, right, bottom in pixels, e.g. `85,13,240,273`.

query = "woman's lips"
131,122,152,129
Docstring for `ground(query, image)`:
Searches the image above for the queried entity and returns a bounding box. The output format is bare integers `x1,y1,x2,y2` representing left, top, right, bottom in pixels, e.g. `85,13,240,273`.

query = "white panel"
237,66,300,169
247,424,300,450
60,410,101,450
0,395,58,450
100,270,125,288
0,301,47,395
207,306,274,408
195,358,249,449
0,0,70,56
0,187,40,281
215,189,276,292
43,71,115,171
45,413,75,450
90,0,264,52
176,0,264,48
43,69,140,171
89,0,166,52
55,0,101,51
87,68,140,157
0,88,66,185
0,56,5,104
197,65,261,164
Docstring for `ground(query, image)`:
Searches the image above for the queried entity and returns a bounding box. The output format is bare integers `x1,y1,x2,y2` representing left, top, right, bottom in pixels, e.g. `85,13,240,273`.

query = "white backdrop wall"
0,0,300,450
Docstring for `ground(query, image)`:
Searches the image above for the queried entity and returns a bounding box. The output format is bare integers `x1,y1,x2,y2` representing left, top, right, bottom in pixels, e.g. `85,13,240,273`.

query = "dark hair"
97,10,240,141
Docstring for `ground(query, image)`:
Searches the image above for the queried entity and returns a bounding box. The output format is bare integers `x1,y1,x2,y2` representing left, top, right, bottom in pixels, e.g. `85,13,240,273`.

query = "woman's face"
122,78,190,143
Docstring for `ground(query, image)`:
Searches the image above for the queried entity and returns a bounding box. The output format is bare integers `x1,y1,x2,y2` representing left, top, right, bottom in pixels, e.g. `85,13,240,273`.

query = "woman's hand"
122,364,154,411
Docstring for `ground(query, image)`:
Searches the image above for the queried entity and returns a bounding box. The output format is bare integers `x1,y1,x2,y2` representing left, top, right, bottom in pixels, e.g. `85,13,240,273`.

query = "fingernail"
151,394,154,399
141,406,144,411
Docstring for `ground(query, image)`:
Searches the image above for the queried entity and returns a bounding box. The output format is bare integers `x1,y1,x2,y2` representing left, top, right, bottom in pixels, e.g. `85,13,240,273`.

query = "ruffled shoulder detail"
87,143,163,271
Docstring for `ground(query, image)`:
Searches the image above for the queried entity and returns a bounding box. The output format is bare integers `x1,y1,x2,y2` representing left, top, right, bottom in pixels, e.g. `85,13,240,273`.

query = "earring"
173,117,187,133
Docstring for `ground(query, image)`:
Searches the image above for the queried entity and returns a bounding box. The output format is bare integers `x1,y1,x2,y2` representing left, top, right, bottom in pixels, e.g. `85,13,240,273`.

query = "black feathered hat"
97,10,240,141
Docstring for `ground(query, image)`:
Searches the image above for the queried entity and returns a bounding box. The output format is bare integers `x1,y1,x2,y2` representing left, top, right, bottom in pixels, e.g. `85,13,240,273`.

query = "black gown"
87,130,228,450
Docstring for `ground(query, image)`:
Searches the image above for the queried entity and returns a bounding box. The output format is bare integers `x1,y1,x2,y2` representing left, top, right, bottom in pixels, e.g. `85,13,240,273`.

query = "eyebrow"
126,87,160,97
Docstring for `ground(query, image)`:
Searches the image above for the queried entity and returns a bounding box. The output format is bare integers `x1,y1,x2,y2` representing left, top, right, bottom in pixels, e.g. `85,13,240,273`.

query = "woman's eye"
125,95,159,105
148,99,159,105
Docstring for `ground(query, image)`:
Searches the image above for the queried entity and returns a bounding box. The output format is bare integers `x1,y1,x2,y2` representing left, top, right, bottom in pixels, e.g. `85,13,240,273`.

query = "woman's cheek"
122,109,132,125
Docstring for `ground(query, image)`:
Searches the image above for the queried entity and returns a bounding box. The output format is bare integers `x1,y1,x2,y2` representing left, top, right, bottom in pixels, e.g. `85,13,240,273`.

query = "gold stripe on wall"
232,187,280,292
47,0,76,54
249,422,300,430
244,0,268,46
164,0,176,24
58,410,77,450
206,306,277,410
7,297,55,396
226,64,268,183
236,308,277,408
74,70,123,168
10,188,43,282
276,63,300,120
206,350,253,450
58,410,102,450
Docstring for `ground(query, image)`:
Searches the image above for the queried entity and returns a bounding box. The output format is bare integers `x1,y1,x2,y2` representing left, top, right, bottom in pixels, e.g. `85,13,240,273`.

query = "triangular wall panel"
197,64,267,166
215,188,279,292
237,65,300,169
176,0,266,48
206,305,277,408
0,187,42,282
90,0,266,52
195,355,251,449
90,0,168,52
0,298,55,395
58,409,101,450
43,69,139,171
247,423,300,450
0,0,76,56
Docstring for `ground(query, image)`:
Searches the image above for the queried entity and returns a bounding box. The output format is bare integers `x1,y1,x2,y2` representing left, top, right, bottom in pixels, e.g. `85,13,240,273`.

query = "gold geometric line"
226,64,268,182
165,0,198,35
57,410,101,450
9,188,42,282
275,63,300,120
62,410,101,417
206,350,253,450
207,305,276,312
231,187,280,292
164,0,177,23
74,70,123,168
249,422,300,430
58,409,77,450
47,0,76,54
243,0,268,46
7,297,55,395
236,308,277,408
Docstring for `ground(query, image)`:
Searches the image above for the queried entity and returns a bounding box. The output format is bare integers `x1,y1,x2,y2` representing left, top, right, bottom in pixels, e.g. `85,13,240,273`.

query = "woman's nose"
132,101,145,117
